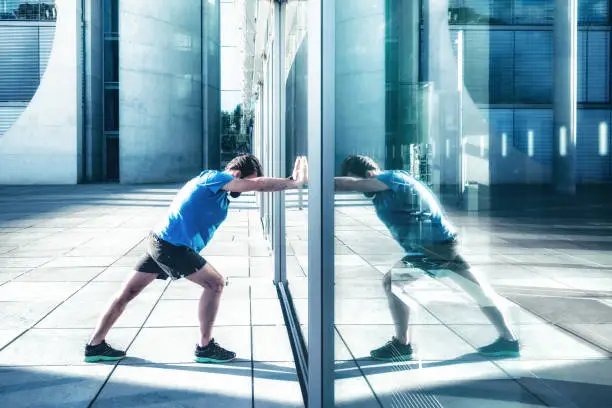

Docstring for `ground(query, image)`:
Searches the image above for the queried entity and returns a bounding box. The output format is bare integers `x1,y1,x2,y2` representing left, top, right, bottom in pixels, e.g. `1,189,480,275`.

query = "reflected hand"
292,156,308,187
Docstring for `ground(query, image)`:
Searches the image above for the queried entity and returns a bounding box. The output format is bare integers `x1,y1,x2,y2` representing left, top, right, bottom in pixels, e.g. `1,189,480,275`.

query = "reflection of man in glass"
335,155,520,361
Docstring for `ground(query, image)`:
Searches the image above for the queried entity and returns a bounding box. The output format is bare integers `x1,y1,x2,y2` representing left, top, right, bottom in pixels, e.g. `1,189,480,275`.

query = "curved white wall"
0,0,80,184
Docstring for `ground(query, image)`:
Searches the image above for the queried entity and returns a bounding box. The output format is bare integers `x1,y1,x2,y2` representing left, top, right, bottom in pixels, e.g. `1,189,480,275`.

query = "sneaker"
195,339,236,363
370,337,413,362
478,338,520,357
84,341,126,363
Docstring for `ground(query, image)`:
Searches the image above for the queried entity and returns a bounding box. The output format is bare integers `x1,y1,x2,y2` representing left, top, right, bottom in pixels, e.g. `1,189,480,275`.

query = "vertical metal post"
308,0,334,406
273,1,287,284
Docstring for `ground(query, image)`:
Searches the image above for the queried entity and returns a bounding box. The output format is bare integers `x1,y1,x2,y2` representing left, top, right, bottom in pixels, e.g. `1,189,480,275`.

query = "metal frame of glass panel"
307,0,334,406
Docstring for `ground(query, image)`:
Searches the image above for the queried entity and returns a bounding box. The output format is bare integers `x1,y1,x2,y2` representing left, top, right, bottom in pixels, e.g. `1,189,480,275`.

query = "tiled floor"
2,185,612,407
0,186,303,408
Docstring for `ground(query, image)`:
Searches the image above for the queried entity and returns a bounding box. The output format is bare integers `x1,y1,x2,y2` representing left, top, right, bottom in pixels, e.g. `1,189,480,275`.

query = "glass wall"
318,0,612,406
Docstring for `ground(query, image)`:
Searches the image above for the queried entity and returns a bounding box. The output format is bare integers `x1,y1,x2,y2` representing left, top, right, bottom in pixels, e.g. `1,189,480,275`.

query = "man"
335,155,520,361
85,154,307,363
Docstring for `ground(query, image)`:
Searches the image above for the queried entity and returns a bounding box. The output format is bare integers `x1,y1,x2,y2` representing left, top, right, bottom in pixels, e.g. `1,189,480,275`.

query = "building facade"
0,0,221,184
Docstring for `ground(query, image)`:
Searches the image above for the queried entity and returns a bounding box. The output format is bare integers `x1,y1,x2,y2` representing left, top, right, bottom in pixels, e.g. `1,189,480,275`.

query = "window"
0,26,39,102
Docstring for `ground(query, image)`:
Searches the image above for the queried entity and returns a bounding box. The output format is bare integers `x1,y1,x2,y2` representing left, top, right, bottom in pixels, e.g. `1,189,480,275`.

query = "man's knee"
382,271,393,293
207,274,225,293
116,287,141,305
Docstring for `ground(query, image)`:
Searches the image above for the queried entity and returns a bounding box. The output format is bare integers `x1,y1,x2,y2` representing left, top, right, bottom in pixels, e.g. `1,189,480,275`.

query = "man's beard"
230,192,241,199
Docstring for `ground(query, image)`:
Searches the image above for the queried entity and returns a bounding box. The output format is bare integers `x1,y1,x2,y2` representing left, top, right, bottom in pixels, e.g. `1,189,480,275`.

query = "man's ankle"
88,339,103,346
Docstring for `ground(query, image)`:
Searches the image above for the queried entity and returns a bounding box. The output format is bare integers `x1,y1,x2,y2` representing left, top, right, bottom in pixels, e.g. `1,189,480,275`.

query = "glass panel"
330,0,610,406
103,0,119,35
579,0,609,24
104,88,119,132
514,0,554,24
104,39,119,83
448,0,512,25
284,0,309,343
0,26,39,102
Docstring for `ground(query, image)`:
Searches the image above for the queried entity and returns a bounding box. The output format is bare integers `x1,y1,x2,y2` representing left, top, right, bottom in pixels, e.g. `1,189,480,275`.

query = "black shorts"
135,233,207,280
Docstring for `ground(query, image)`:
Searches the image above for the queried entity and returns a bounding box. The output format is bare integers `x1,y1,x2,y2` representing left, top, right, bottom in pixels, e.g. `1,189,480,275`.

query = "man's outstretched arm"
222,177,303,193
334,177,390,193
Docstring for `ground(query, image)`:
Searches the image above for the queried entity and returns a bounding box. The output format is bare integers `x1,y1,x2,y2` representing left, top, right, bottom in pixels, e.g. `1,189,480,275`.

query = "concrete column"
119,0,204,183
202,0,221,170
553,0,578,194
82,0,104,182
386,0,420,169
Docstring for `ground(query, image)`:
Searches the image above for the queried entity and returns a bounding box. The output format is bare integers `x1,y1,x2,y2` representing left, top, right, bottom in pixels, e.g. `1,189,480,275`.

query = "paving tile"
162,278,251,300
14,267,105,282
506,295,612,324
43,256,118,268
422,299,543,326
334,359,381,408
335,298,439,325
362,359,543,408
250,279,280,299
0,268,29,284
253,326,294,362
0,328,138,366
0,302,59,329
36,296,158,329
145,299,250,327
564,323,612,353
0,329,23,349
93,363,253,407
0,258,51,268
253,362,304,407
499,359,612,408
92,266,136,282
451,324,607,360
199,255,250,277
0,365,114,408
0,282,84,302
124,327,251,364
70,281,167,302
552,277,612,292
251,299,285,325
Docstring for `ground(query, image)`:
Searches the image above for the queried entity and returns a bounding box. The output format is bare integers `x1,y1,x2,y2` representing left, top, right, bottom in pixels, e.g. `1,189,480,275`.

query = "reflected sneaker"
195,339,236,363
84,341,126,363
370,337,413,362
478,338,520,357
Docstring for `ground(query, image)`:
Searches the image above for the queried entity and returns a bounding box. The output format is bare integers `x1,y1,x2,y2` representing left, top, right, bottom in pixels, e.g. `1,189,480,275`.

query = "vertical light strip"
600,122,609,156
445,139,450,158
528,130,534,157
480,135,485,157
502,133,507,157
560,126,567,157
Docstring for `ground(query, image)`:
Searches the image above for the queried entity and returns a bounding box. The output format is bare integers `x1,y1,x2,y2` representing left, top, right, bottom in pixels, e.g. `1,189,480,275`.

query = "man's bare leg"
186,262,236,363
383,270,418,345
88,271,158,346
186,262,225,347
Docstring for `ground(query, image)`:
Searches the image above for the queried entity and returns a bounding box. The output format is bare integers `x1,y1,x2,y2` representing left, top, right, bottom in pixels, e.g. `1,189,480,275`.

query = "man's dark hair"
340,155,380,178
225,154,263,178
